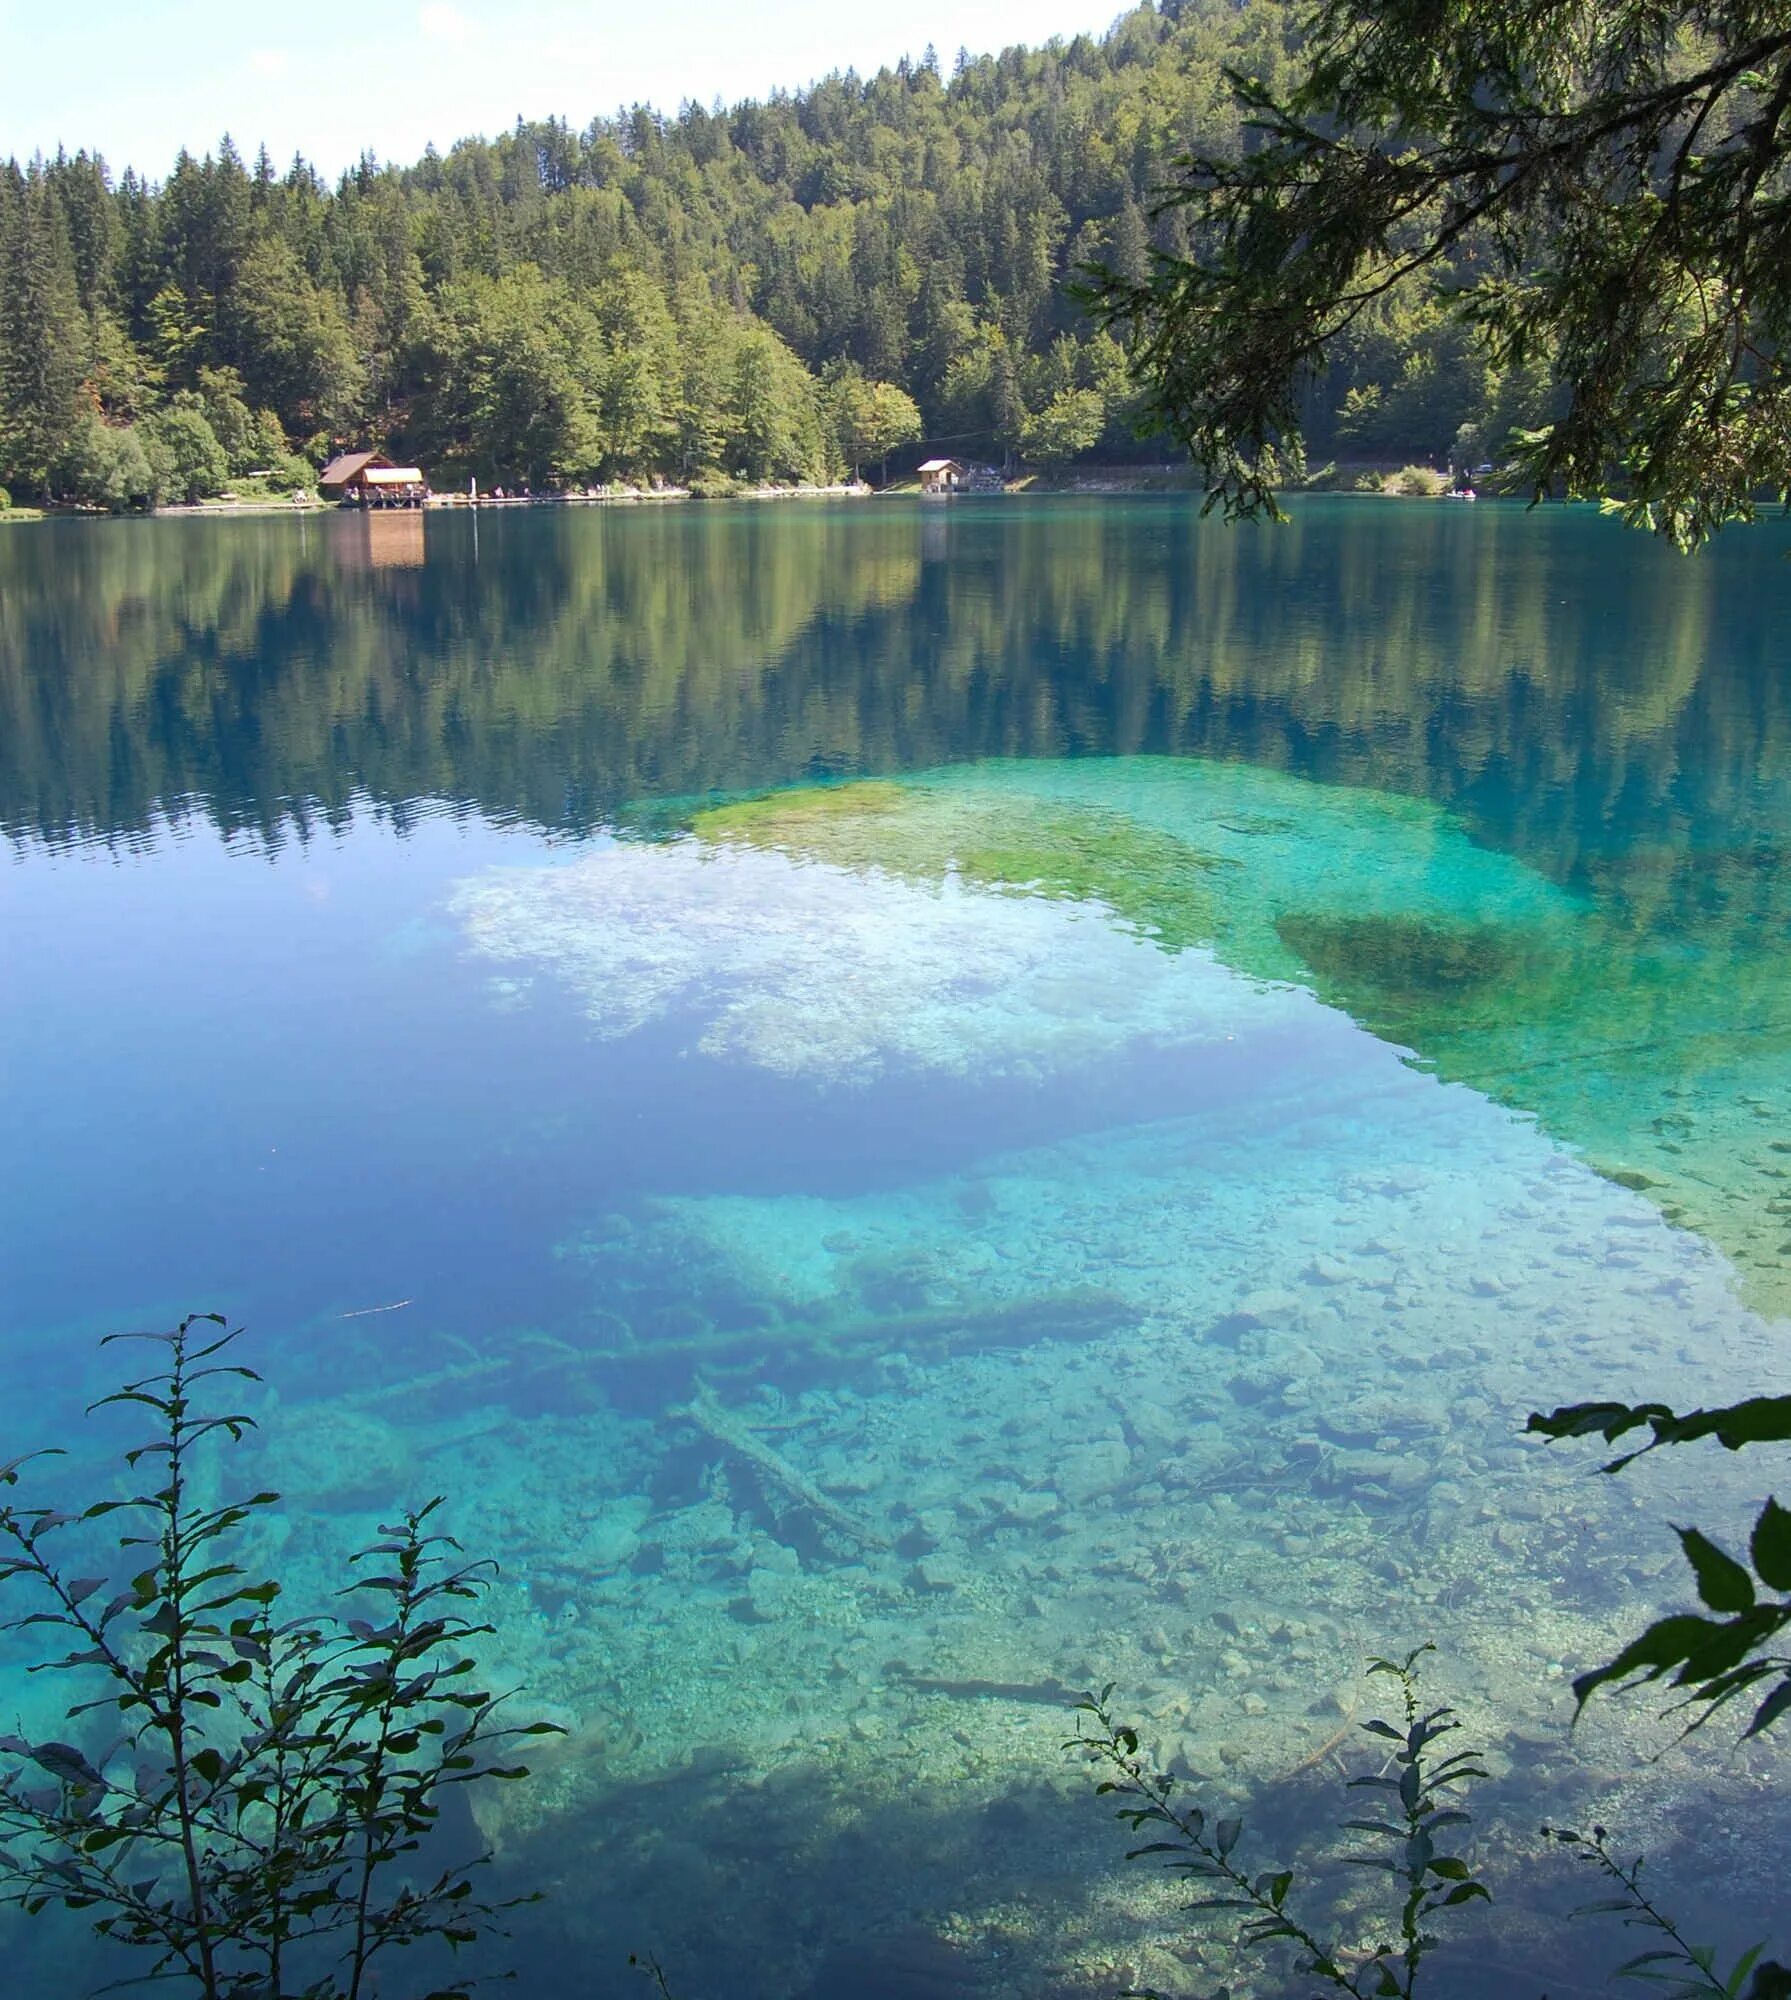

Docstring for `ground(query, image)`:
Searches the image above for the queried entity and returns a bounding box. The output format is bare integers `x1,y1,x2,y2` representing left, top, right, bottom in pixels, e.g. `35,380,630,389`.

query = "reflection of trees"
3,502,1787,887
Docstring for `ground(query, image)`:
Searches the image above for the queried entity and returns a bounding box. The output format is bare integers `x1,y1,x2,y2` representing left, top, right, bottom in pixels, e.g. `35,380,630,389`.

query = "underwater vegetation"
474,755,1791,1319
1082,1648,1787,2000
691,783,1230,954
1271,913,1534,1022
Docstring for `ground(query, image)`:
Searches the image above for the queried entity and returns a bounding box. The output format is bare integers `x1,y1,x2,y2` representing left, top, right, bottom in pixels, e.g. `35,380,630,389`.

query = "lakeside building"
318,452,429,507
918,458,1005,495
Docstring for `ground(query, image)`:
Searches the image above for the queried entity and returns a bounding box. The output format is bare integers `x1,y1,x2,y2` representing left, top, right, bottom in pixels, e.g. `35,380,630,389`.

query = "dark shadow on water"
480,1739,1790,2000
1,1703,1782,1999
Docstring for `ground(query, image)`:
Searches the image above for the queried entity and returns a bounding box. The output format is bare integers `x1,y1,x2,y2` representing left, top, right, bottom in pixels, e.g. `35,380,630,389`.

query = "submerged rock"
1055,1439,1133,1506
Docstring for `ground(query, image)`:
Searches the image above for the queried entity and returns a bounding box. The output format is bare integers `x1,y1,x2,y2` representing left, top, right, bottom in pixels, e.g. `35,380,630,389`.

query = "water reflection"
340,508,428,571
2,498,1780,860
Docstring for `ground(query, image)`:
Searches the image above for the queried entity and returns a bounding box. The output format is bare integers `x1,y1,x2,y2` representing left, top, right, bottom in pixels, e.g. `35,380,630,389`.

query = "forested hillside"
0,0,1543,507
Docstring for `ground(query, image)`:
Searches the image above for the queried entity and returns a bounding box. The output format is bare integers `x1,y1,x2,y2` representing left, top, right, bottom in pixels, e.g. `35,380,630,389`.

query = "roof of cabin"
317,451,387,486
916,458,962,473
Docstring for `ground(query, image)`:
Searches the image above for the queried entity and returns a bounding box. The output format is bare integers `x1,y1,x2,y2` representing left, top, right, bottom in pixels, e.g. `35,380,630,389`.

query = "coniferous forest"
0,0,1551,508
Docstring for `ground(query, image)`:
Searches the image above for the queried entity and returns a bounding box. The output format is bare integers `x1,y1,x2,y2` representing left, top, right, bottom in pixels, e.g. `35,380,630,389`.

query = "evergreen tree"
1091,0,1791,543
0,164,86,498
226,235,364,441
4,2,1664,504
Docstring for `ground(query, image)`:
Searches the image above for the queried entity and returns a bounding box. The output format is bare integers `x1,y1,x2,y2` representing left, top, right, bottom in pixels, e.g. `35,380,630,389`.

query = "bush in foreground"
0,1315,558,2000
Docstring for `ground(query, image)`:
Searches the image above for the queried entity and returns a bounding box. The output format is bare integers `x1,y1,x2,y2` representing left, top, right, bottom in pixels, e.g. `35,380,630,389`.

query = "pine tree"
0,164,86,498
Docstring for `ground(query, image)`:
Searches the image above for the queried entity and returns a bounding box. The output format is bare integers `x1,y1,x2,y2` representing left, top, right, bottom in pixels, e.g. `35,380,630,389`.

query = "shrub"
0,1315,559,1999
1544,1825,1786,1997
262,452,317,494
1392,464,1450,497
1076,1646,1787,1998
1071,1645,1490,1999
1353,470,1385,492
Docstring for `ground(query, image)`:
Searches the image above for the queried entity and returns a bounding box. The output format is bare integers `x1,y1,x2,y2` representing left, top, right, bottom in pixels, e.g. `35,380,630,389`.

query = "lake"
2,496,1788,1997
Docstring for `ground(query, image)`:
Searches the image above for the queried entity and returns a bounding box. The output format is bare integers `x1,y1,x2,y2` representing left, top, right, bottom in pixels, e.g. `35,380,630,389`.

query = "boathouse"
917,457,966,495
318,451,429,507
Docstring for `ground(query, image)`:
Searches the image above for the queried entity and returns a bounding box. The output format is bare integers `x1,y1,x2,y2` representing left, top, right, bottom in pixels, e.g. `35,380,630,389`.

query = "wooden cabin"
318,451,429,508
917,457,966,495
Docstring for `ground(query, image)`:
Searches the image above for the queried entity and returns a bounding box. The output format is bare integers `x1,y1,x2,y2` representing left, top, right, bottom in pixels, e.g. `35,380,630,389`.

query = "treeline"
0,0,1550,509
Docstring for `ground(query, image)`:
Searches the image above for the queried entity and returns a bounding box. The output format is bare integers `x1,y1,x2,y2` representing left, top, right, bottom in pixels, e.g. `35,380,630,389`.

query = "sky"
1,0,1118,181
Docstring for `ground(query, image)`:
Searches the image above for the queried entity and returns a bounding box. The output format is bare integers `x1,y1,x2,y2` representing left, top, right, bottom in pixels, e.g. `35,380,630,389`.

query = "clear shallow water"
1,499,1789,1996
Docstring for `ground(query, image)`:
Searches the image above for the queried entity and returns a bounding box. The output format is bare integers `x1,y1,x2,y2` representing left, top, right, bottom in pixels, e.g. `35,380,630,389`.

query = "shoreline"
5,471,1502,525
13,479,877,523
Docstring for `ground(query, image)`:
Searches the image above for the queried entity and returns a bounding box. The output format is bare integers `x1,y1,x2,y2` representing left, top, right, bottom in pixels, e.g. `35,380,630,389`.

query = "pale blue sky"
1,0,1117,180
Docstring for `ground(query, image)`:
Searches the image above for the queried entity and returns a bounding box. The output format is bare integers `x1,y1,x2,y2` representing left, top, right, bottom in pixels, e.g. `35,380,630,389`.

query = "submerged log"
580,1285,1134,1376
324,1287,1133,1418
673,1380,892,1552
887,1668,1080,1707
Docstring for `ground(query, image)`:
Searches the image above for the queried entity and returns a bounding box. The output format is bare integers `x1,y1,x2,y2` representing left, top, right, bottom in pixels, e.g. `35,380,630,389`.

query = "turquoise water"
1,498,1789,1995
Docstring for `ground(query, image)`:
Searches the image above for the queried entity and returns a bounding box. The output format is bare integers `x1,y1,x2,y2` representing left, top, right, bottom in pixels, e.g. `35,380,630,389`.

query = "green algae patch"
692,780,1230,949
1273,912,1541,1024
693,780,911,841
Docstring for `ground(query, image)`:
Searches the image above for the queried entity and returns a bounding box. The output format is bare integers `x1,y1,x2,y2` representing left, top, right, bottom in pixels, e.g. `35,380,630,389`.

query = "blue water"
1,498,1788,1997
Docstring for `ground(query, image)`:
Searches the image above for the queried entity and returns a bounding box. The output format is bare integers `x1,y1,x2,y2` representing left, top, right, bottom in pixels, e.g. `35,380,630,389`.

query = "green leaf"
1751,1498,1791,1593
1670,1609,1776,1689
1528,1396,1791,1469
1723,1944,1765,1998
1616,1951,1691,1976
1675,1528,1755,1614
